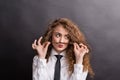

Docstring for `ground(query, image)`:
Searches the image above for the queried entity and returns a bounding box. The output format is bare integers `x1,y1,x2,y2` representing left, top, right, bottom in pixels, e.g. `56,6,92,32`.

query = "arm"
70,43,89,80
32,37,51,80
32,56,50,80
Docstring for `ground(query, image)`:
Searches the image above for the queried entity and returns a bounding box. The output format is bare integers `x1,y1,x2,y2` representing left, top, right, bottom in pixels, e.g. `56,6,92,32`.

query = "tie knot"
55,55,63,60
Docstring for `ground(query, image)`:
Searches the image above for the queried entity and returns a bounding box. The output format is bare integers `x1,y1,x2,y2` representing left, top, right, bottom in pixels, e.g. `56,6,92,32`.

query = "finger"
32,39,37,49
38,36,42,45
86,48,89,53
42,42,46,47
32,44,35,49
78,43,85,53
73,43,77,50
34,39,37,45
32,43,36,49
44,42,51,51
79,43,87,49
81,47,89,55
76,43,80,50
80,44,89,53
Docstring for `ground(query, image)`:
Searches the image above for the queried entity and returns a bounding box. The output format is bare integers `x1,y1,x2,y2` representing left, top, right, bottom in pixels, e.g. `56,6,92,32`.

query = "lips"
58,44,63,48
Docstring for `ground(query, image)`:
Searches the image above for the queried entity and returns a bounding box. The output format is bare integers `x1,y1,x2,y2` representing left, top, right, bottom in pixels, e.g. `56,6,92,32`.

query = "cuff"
74,64,83,74
33,55,47,68
38,58,47,66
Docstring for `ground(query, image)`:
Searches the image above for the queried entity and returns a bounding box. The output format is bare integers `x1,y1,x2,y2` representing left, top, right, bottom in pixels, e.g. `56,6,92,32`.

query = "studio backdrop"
0,0,120,80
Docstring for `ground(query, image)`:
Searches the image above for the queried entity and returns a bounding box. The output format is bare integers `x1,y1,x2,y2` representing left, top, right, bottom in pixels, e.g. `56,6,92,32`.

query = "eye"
56,33,61,38
64,35,69,40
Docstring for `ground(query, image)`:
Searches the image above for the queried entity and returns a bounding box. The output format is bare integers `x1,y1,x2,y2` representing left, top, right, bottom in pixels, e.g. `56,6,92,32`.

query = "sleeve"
32,55,50,80
69,64,88,80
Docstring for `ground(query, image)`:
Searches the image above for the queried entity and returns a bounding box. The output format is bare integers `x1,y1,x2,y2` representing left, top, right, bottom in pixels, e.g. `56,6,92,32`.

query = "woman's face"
52,25,69,53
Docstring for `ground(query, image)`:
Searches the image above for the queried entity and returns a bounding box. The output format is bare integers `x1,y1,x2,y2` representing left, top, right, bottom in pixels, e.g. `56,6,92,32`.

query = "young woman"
32,18,94,80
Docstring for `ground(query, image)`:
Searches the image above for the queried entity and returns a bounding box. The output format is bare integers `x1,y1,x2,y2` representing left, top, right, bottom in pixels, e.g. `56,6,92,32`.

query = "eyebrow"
54,32,69,36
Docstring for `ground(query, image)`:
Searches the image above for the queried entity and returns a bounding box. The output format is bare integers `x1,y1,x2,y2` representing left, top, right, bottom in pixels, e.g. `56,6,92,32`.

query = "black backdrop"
0,0,120,80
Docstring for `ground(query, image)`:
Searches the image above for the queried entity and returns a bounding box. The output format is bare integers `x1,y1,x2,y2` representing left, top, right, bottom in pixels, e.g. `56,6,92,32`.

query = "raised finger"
32,40,37,49
34,39,37,45
73,43,77,50
38,36,42,45
86,48,89,53
76,43,80,49
32,43,36,49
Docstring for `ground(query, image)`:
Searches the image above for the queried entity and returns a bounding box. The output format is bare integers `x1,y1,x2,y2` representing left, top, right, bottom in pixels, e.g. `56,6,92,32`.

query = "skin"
32,25,89,64
51,25,69,53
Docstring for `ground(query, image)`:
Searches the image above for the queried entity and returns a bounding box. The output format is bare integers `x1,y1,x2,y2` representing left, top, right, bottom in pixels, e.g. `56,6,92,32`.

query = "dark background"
0,0,120,80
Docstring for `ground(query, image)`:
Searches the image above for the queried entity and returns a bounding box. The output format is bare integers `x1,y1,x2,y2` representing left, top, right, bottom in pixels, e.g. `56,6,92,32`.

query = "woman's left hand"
73,43,89,64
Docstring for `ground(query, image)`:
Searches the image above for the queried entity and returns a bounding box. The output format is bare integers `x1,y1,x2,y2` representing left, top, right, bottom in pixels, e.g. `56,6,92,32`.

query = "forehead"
53,25,69,34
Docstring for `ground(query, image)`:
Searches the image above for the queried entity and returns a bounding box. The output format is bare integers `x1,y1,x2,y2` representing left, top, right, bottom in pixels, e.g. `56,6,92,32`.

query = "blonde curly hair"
41,18,94,78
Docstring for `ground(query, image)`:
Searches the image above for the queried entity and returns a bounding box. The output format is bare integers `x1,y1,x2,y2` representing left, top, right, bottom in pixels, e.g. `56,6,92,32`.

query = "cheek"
64,41,69,47
64,39,69,44
52,36,59,43
66,40,69,43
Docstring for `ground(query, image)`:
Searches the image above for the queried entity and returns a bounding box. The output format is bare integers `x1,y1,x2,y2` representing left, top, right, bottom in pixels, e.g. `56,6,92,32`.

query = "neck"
55,50,65,54
52,48,66,56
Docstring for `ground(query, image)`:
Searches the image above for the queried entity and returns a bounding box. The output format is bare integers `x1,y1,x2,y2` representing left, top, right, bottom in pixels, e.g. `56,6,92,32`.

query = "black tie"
54,55,63,80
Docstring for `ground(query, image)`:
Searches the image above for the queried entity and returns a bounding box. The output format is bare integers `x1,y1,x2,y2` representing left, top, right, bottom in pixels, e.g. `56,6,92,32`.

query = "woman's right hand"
32,37,51,59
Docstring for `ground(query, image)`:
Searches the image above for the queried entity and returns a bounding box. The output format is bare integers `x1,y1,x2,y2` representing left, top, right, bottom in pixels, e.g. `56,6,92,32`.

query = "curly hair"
41,18,94,78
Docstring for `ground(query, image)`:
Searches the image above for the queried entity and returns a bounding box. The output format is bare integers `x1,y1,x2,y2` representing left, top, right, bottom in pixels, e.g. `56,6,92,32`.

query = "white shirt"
32,48,88,80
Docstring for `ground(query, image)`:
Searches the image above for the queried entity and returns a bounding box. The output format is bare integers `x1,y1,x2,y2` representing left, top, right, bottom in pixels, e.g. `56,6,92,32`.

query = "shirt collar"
51,48,66,57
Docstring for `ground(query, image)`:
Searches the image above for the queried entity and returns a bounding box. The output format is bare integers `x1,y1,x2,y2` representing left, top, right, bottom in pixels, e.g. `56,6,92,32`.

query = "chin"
56,48,66,52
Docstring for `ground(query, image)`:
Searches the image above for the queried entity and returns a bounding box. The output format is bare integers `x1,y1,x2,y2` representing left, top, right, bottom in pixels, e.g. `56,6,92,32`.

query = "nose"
59,37,64,43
